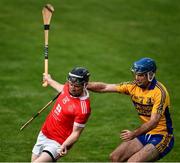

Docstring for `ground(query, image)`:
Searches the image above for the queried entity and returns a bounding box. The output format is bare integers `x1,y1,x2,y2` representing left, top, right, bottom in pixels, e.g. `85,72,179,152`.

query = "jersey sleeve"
115,82,134,95
74,100,91,128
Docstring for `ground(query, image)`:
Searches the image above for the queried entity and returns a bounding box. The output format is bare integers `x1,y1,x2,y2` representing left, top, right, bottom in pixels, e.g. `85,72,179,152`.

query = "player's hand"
120,129,135,141
43,73,52,85
57,145,68,157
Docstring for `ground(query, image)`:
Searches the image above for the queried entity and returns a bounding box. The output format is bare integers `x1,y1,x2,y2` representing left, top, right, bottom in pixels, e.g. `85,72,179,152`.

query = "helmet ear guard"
147,71,155,82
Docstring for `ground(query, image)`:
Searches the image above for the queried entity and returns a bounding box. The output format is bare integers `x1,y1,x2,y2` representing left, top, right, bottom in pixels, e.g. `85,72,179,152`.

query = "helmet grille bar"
69,72,83,78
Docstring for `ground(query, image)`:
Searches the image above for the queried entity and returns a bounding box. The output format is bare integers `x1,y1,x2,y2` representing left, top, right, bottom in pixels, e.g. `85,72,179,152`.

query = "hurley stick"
42,4,54,87
20,92,60,131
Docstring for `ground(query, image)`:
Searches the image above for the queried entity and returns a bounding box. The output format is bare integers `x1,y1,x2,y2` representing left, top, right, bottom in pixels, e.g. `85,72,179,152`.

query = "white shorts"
32,131,61,161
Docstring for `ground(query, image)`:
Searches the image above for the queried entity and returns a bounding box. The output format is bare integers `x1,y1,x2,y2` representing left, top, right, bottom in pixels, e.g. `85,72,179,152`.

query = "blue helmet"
131,57,157,74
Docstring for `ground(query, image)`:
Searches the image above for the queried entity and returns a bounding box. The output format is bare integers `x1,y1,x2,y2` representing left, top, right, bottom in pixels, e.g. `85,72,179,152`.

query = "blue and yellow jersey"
116,79,173,136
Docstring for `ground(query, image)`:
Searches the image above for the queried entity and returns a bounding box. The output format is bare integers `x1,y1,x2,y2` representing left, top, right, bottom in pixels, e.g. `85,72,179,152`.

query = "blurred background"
0,0,180,161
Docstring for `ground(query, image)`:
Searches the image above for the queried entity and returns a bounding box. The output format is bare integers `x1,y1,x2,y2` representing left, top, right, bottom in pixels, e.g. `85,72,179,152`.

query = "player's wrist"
132,129,140,138
47,78,54,85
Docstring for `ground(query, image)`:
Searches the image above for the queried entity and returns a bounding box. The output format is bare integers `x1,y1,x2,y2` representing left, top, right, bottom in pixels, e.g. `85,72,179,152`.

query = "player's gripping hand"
57,145,68,157
120,129,135,141
43,73,52,85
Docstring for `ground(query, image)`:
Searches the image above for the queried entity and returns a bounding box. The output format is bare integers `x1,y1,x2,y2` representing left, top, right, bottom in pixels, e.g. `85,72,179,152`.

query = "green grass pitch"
0,0,180,161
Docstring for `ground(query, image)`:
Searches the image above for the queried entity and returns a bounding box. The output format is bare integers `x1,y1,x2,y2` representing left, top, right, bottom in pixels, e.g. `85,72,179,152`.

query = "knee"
109,152,119,162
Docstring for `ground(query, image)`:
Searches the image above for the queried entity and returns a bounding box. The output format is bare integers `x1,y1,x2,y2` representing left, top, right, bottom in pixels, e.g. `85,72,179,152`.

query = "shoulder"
61,82,69,95
75,90,91,114
76,99,91,115
63,82,68,89
155,82,169,94
154,81,170,100
74,99,91,125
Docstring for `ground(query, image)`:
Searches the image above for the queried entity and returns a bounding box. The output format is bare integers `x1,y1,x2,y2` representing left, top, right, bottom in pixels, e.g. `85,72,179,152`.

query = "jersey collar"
79,89,89,100
148,78,157,90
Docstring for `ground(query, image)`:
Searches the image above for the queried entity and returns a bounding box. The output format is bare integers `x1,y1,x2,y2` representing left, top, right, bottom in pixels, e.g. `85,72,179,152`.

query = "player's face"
68,81,84,97
134,73,149,87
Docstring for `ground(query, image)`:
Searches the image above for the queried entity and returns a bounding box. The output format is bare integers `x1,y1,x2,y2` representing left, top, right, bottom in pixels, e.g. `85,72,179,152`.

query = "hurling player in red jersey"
31,67,91,162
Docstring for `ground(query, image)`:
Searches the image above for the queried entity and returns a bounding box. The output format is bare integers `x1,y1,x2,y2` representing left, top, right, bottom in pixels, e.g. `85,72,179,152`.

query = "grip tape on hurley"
44,45,48,59
44,24,50,30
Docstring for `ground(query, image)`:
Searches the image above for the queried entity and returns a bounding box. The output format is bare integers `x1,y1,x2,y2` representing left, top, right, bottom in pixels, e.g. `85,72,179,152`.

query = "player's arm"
121,113,161,141
58,125,84,156
121,88,167,141
87,82,118,93
43,73,64,92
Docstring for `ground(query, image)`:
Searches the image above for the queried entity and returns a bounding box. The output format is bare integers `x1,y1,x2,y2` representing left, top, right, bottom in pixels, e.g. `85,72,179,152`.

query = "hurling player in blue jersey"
88,58,174,162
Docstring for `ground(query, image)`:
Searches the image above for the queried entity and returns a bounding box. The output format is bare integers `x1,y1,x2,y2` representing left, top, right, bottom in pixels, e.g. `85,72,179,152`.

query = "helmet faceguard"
67,67,90,86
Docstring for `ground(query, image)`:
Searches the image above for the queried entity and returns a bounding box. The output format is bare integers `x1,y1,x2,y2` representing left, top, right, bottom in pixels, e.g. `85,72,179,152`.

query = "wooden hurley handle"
42,59,48,87
42,44,49,87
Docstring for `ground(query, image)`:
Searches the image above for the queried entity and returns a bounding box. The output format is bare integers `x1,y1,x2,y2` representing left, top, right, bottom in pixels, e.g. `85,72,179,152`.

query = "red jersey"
41,83,91,144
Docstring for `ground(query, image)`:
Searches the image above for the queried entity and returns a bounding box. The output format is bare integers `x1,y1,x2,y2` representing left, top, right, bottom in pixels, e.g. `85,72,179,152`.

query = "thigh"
128,143,159,162
32,152,53,162
110,138,143,162
31,153,39,162
131,133,174,161
32,131,61,162
32,144,61,162
156,134,174,159
32,132,45,158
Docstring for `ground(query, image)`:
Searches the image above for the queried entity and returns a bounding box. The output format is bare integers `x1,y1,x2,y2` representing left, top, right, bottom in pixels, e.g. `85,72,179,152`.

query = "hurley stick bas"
42,4,54,87
20,93,60,131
